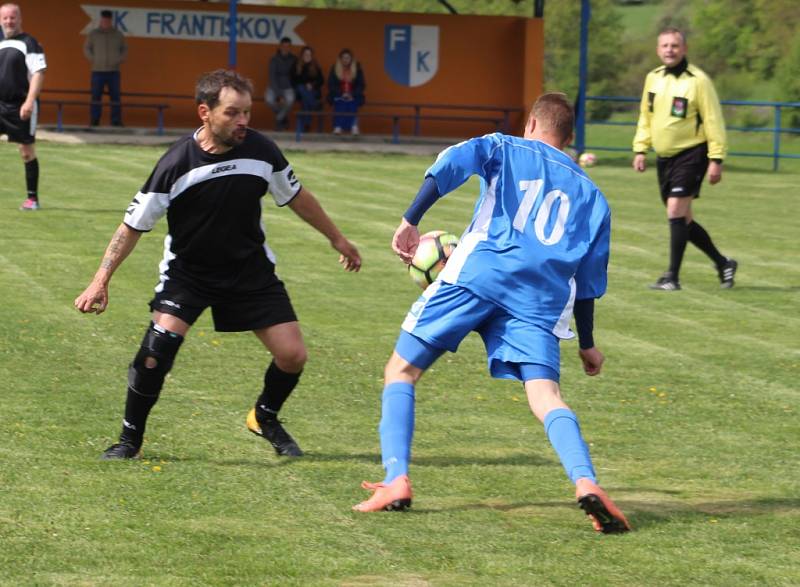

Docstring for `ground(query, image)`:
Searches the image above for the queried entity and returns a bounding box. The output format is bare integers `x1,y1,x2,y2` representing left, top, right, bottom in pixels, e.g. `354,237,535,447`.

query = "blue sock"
543,408,596,484
379,382,415,483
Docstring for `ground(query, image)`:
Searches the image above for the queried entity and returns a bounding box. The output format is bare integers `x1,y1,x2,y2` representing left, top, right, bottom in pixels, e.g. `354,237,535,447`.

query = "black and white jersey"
124,128,302,283
0,32,46,104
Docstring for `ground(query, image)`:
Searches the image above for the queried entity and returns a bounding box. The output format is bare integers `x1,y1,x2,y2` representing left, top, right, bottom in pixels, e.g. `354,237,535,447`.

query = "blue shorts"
398,281,560,382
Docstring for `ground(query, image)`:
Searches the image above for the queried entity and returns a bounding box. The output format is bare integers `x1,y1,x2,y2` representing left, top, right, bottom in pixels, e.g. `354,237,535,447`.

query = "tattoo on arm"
101,227,128,271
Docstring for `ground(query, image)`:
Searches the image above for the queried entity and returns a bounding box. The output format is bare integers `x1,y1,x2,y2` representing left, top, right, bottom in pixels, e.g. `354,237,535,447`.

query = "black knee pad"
127,322,184,397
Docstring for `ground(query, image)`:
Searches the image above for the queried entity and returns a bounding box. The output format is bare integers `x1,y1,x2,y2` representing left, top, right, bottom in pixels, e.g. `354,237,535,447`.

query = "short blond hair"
658,27,686,44
529,93,574,144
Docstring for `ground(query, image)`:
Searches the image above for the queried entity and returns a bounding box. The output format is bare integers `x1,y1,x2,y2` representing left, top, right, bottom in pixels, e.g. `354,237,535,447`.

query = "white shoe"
333,126,342,135
351,125,360,136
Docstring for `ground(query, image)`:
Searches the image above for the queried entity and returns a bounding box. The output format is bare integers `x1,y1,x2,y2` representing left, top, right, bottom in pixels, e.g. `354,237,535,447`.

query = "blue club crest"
384,25,439,87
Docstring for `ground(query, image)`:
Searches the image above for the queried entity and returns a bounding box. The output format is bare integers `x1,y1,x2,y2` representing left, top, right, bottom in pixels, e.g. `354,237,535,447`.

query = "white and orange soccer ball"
408,230,459,289
578,152,597,168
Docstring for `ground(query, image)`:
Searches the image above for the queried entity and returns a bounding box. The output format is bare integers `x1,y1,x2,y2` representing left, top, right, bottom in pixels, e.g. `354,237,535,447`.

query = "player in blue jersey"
353,93,630,534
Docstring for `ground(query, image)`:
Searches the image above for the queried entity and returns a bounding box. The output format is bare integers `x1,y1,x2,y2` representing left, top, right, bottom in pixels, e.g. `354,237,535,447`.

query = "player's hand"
633,153,646,173
578,347,604,376
74,281,109,314
707,161,722,185
392,218,420,264
333,237,362,272
20,100,34,121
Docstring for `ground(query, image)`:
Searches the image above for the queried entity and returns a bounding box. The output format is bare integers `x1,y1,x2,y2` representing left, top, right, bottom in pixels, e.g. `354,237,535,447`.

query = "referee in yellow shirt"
633,27,737,290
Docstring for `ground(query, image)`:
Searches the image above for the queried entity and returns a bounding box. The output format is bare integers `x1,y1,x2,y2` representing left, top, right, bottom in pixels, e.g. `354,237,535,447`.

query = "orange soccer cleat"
576,478,631,534
352,475,413,512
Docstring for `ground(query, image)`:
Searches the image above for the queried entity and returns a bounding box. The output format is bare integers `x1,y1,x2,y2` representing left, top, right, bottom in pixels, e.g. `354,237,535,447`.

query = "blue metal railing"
583,96,800,171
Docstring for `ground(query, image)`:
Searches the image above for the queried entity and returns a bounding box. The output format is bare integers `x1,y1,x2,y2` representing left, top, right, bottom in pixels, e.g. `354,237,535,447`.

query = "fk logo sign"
384,25,439,87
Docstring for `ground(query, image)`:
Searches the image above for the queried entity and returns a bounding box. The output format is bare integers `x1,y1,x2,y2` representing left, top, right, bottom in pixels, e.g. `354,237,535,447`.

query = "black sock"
25,159,39,200
120,386,159,447
688,221,726,267
255,361,301,421
668,217,688,280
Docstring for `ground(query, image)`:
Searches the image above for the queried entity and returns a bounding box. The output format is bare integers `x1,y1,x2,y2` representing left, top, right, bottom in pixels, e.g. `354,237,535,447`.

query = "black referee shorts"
656,142,708,203
148,254,298,333
0,101,36,145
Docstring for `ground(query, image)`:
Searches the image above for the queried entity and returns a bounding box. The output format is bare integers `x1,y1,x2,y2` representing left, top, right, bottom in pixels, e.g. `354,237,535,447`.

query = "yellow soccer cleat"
246,408,303,457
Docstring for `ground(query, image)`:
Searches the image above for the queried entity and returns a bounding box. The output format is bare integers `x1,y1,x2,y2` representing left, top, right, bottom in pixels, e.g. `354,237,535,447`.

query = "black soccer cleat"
578,493,631,534
246,408,304,457
101,441,142,460
718,258,738,289
649,272,681,291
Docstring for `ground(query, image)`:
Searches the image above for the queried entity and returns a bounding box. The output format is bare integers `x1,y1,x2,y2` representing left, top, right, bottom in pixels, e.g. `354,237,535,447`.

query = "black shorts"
148,254,298,332
0,101,36,144
656,142,708,203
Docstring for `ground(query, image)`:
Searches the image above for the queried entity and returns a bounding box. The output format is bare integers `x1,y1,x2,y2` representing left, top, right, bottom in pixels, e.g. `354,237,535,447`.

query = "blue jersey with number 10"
427,133,611,340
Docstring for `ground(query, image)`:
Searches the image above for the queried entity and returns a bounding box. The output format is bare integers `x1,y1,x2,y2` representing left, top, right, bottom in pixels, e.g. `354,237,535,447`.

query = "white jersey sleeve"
269,163,301,206
123,157,175,231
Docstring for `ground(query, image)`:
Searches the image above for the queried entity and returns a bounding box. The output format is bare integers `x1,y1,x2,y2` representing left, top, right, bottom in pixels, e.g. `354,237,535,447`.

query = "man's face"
0,5,21,38
99,15,113,30
279,41,291,56
657,32,687,68
203,87,251,149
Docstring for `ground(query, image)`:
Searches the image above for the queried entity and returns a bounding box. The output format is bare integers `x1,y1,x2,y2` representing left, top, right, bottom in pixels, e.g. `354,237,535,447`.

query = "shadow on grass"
303,451,553,467
730,285,800,292
132,450,551,469
26,207,123,214
414,493,800,529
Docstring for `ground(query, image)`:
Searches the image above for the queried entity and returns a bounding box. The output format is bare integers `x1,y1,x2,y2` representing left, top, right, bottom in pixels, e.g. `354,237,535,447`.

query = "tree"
543,0,624,120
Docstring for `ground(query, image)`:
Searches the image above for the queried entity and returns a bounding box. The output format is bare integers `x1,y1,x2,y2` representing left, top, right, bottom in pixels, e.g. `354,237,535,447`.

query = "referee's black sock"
668,217,689,280
25,158,39,200
688,221,726,267
255,360,302,421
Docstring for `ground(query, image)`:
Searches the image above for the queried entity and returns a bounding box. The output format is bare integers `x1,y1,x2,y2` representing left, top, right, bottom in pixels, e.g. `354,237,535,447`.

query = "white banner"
80,5,306,45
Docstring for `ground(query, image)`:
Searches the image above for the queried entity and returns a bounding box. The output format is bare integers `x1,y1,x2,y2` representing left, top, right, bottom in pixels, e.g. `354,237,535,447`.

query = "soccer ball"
408,230,459,289
578,152,597,168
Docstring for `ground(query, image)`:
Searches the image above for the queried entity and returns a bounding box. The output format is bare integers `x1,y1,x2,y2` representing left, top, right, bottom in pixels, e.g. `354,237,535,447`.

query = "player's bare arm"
21,70,45,120
578,347,604,376
391,218,420,264
288,187,362,272
74,223,142,314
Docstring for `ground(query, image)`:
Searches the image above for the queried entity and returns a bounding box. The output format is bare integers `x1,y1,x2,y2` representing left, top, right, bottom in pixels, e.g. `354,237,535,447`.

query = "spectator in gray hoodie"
265,37,297,131
84,9,127,126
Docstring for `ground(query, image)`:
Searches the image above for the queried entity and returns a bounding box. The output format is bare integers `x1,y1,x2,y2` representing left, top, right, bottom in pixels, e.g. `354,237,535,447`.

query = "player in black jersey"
0,3,46,210
75,70,361,460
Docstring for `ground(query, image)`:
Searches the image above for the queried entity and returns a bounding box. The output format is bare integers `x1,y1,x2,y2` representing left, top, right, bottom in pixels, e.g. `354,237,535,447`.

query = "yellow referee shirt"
633,61,727,160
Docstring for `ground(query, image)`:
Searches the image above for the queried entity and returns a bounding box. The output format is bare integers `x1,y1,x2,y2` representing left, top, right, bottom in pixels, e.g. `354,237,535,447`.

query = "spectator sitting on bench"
327,48,365,136
265,37,296,131
293,46,324,133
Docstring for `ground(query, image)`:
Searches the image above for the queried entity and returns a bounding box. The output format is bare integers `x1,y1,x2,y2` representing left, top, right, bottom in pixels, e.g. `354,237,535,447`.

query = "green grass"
1,140,799,586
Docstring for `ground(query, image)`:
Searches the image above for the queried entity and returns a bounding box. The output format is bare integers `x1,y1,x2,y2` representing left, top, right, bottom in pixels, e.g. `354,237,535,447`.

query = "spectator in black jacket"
293,46,324,132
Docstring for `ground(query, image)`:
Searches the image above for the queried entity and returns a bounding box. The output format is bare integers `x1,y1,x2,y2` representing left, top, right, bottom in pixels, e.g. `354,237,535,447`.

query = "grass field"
1,139,799,586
